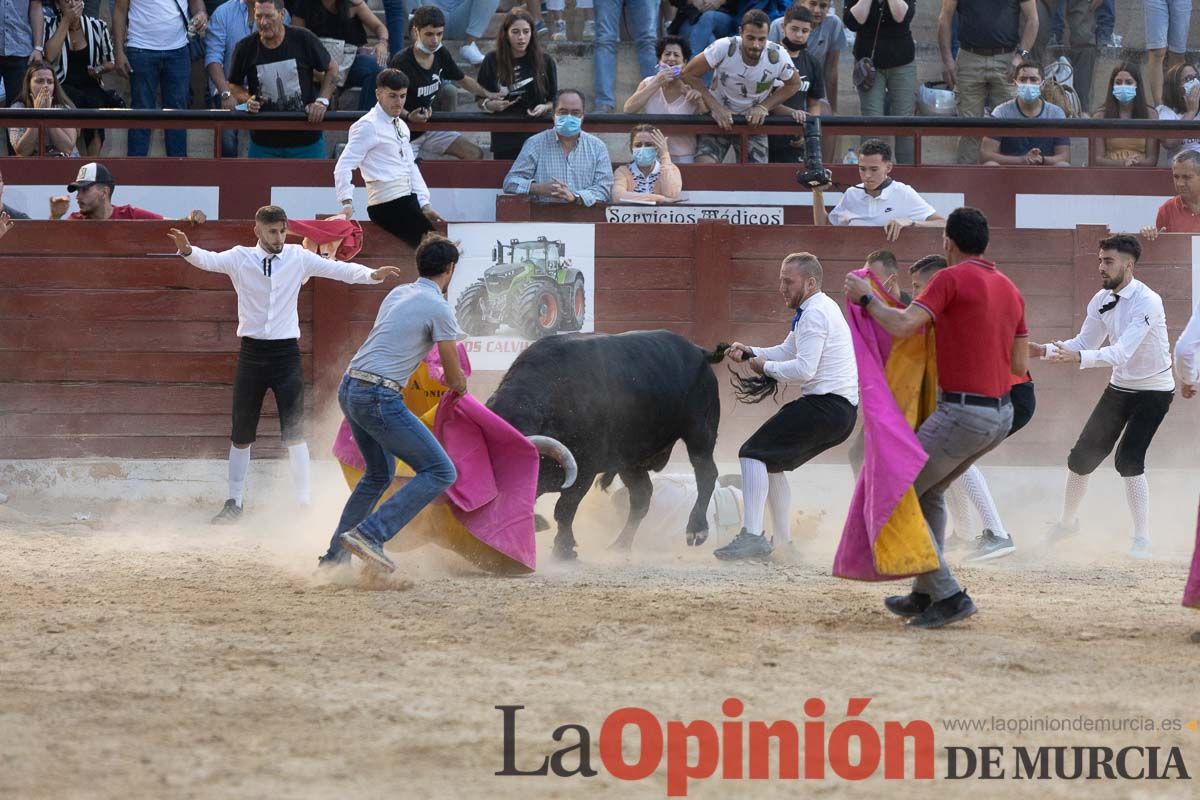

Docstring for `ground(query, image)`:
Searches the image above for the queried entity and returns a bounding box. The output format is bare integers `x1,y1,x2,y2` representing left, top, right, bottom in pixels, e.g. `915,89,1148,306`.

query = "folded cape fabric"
834,269,940,581
1185,499,1200,608
287,218,364,261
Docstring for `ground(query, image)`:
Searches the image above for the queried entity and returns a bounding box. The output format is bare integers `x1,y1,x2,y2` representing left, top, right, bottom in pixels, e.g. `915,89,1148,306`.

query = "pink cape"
833,274,931,581
1184,499,1200,608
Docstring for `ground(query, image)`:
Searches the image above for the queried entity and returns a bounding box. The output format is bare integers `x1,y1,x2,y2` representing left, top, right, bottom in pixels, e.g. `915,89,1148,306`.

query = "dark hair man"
321,232,467,572
812,138,944,242
502,88,613,206
981,61,1071,166
1143,151,1200,238
844,207,1030,628
717,252,859,561
335,68,446,248
167,206,403,524
1032,235,1173,560
49,162,206,222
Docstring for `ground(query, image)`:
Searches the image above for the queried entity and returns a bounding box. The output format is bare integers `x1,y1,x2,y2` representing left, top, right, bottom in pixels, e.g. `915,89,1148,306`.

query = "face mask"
415,39,442,54
1185,78,1200,95
1112,84,1137,104
554,114,582,137
1017,83,1042,103
656,63,681,77
633,146,657,167
783,37,807,51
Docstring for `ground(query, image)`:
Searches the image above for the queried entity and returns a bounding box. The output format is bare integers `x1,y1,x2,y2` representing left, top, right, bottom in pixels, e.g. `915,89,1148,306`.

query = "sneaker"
339,528,397,572
907,591,977,629
551,19,567,41
966,530,1016,562
1128,537,1152,560
459,41,484,65
884,592,931,617
713,528,773,561
1045,519,1080,544
943,531,970,552
211,499,242,525
582,20,595,41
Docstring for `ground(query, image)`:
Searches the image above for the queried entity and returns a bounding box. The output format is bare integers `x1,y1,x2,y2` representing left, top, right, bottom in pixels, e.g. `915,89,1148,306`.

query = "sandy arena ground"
2,464,1200,799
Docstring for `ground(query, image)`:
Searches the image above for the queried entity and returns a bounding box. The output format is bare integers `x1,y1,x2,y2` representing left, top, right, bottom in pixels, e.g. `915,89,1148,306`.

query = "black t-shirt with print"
230,26,331,148
477,50,559,159
393,46,464,114
769,46,826,163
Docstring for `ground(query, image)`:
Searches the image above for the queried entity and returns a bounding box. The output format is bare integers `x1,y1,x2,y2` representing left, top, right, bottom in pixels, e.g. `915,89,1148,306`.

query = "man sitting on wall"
980,62,1071,167
49,162,207,223
502,89,613,207
1142,150,1200,238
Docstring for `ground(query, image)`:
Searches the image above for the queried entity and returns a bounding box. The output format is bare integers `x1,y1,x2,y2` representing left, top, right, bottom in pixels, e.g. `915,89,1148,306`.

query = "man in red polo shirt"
845,207,1029,629
48,163,206,223
1142,150,1200,238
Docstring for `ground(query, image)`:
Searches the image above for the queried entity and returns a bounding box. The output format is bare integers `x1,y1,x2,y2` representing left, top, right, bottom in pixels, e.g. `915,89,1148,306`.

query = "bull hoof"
687,529,710,547
552,543,579,561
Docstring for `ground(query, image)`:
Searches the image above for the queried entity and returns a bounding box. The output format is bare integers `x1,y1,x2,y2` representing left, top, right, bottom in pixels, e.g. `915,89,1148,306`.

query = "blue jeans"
208,93,239,158
435,0,502,39
127,45,190,157
346,52,383,111
323,375,457,562
593,0,658,109
383,0,410,59
1051,0,1113,41
247,134,327,159
678,10,735,65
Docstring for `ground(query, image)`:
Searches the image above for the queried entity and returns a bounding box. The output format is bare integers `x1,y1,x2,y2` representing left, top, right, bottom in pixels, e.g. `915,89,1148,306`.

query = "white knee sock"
228,444,251,505
1123,474,1150,543
946,480,973,537
962,465,1008,539
767,472,792,543
288,442,311,505
739,458,769,536
1061,471,1089,526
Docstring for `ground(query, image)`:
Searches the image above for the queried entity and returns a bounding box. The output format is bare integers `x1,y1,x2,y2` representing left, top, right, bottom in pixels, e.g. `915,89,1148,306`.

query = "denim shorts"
1145,0,1191,52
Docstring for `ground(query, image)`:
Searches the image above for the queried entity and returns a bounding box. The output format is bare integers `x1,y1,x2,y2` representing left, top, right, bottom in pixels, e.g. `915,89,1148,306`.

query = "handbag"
852,3,884,91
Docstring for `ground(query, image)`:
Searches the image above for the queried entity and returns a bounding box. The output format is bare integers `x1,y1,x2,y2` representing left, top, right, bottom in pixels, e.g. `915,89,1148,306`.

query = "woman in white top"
8,64,79,157
612,125,683,204
1156,61,1200,164
623,35,705,164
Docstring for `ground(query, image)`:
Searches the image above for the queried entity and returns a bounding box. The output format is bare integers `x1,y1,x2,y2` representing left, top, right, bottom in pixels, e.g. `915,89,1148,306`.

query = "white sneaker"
460,41,484,65
551,19,567,41
582,20,595,41
1128,537,1152,560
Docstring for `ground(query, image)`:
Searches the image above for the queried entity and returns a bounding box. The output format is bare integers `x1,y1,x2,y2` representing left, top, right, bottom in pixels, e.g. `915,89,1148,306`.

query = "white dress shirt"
1058,278,1175,391
1174,300,1200,386
334,104,431,208
183,243,381,340
752,291,859,405
827,179,937,227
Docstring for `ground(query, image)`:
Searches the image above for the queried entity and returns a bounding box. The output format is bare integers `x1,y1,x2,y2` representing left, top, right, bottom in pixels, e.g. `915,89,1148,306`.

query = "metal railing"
2,108,1199,164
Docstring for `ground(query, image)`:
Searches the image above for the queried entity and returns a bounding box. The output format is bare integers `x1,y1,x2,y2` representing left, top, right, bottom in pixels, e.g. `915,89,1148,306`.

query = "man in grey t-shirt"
321,234,469,572
980,62,1071,166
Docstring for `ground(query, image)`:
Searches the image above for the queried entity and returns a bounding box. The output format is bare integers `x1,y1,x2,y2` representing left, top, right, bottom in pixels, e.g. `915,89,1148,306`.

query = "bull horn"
527,435,578,489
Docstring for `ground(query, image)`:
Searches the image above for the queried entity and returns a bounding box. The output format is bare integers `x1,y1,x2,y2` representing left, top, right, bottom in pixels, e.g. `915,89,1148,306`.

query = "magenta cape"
1184,500,1200,608
833,274,934,581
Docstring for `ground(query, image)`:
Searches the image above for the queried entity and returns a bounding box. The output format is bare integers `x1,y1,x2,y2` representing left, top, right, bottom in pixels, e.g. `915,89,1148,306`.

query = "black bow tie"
262,255,275,277
1099,294,1120,314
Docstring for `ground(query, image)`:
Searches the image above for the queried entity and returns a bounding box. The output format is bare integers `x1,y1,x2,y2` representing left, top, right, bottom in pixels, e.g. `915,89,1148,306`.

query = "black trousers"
367,193,434,249
0,56,28,108
231,337,305,445
1067,384,1173,478
739,394,858,472
1008,379,1036,437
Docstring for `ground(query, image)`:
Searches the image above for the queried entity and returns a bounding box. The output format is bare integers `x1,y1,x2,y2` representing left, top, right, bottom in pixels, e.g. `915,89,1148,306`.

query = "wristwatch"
220,90,232,100
1016,49,1031,60
858,294,873,309
315,97,330,107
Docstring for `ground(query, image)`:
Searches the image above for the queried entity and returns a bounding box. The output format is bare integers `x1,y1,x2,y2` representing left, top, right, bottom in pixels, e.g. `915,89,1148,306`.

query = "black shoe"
966,530,1016,562
713,529,773,561
211,499,242,525
884,592,931,617
907,591,977,629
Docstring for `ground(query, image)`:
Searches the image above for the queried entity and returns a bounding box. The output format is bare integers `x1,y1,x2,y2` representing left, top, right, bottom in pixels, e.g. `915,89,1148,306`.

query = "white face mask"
1185,77,1200,95
415,39,442,55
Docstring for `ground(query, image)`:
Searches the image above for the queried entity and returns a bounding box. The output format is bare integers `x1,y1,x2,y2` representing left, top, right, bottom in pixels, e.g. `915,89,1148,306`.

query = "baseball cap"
68,162,115,192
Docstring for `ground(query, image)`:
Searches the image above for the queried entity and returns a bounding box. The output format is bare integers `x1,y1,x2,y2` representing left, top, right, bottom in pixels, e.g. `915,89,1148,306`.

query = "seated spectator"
478,8,558,160
425,0,500,65
669,0,738,60
43,0,119,157
1142,150,1200,237
292,0,388,111
612,125,682,203
48,162,207,221
980,61,1070,166
1155,61,1200,163
844,0,917,164
502,89,613,206
623,34,705,163
681,9,800,164
8,64,79,157
811,138,943,241
390,6,502,161
229,0,337,159
768,4,824,164
0,168,32,219
1092,62,1159,168
769,0,844,115
593,0,658,113
548,0,594,43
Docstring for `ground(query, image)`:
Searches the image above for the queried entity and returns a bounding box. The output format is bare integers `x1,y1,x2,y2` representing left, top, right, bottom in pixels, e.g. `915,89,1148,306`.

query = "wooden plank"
596,258,694,290
691,221,729,348
0,351,312,382
0,413,268,437
595,321,695,339
595,225,697,258
0,319,311,352
0,259,235,290
0,436,291,460
595,289,693,322
0,383,312,415
0,288,312,322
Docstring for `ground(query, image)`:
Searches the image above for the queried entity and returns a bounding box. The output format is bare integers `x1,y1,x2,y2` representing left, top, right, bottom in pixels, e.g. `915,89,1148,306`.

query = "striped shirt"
502,128,613,206
43,12,114,84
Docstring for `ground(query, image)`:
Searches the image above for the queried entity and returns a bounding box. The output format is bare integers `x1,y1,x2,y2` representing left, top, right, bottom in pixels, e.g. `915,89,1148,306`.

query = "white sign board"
605,205,785,225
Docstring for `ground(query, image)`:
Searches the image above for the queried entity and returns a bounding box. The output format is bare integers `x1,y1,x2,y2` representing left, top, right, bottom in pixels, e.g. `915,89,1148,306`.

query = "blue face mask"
415,39,442,54
1017,83,1041,103
1185,78,1200,95
554,114,582,137
633,146,657,167
1112,84,1137,104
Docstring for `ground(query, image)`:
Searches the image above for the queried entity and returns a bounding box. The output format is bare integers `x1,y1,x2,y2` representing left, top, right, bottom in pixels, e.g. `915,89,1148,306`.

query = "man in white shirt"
811,138,944,242
1031,235,1174,559
681,9,801,164
715,252,859,560
1174,301,1200,399
166,206,402,524
334,68,444,248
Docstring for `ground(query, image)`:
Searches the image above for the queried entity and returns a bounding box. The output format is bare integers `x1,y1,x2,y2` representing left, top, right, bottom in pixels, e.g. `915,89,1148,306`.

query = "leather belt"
347,369,405,394
942,391,1012,408
961,44,1012,58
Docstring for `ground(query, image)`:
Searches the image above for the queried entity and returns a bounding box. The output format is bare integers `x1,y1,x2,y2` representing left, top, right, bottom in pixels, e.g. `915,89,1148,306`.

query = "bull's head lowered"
526,436,578,489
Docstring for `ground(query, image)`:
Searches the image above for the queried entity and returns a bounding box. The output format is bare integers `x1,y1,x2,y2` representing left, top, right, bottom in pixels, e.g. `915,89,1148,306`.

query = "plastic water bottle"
843,148,858,165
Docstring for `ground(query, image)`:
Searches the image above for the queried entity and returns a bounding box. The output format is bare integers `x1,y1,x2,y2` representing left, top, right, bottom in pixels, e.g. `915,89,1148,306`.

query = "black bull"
486,330,729,560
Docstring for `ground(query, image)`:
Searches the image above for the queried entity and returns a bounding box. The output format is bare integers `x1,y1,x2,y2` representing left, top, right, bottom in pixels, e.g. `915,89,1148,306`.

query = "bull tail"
703,342,733,364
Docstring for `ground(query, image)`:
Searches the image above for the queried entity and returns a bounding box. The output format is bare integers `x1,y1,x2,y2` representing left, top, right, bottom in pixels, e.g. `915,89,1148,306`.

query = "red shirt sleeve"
912,268,955,320
1156,200,1170,232
128,206,165,220
68,211,83,219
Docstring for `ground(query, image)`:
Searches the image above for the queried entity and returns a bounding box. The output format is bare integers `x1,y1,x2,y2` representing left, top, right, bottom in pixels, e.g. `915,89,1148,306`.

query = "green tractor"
454,236,587,340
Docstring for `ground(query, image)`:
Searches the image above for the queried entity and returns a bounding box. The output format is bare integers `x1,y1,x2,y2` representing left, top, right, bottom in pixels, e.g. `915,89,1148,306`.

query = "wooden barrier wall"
2,221,1199,468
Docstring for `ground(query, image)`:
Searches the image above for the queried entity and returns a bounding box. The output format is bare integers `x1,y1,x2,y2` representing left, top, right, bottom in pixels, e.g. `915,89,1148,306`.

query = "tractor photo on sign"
447,223,596,370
